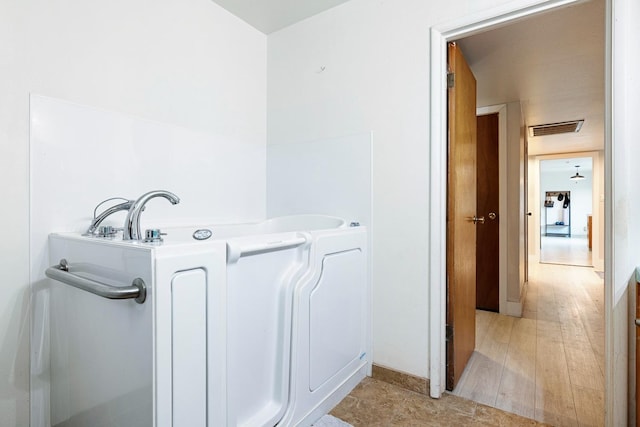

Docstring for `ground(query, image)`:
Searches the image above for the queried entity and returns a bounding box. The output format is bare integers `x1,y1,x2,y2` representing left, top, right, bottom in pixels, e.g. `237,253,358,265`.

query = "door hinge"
447,72,455,88
446,324,453,342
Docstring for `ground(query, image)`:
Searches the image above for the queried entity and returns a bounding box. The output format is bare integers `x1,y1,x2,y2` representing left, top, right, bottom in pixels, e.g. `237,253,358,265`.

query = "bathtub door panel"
48,239,153,427
309,249,366,391
226,243,304,427
278,228,368,427
171,269,207,427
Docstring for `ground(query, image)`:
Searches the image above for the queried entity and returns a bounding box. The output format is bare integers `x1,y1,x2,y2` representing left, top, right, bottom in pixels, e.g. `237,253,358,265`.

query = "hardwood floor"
452,262,604,426
540,236,592,267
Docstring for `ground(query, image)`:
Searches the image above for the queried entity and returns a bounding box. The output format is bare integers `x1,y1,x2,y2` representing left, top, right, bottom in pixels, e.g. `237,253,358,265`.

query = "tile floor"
331,377,551,426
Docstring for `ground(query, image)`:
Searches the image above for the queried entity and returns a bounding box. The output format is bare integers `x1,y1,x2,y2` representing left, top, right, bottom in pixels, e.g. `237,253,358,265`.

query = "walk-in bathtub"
45,215,369,427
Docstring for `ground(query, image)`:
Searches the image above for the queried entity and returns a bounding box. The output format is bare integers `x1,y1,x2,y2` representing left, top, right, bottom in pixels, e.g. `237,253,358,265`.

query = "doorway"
539,157,595,267
429,0,608,424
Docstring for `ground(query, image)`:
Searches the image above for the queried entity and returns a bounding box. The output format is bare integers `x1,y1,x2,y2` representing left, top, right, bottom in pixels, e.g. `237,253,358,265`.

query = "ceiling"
458,0,605,156
211,0,351,34
540,157,593,173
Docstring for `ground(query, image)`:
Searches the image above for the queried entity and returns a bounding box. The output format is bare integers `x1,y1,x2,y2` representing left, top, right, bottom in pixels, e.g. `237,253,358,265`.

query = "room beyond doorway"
539,157,594,268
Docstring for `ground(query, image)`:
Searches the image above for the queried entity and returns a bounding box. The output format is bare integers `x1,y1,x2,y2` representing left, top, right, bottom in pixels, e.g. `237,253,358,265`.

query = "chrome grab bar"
45,259,147,304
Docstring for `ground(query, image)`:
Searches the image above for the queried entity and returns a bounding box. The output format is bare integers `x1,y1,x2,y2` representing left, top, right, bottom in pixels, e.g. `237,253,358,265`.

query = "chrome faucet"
123,190,180,241
84,199,136,236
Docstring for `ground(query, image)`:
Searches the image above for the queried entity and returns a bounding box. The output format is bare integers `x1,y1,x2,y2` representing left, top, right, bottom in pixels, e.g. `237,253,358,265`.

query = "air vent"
528,120,584,137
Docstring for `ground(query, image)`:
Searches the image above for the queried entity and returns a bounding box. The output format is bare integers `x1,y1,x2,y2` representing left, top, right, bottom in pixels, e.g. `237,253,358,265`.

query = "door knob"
526,212,532,216
488,212,497,220
471,216,485,224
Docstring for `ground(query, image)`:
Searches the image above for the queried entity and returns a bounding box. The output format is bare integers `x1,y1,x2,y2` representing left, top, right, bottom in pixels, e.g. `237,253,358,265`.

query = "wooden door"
446,42,478,391
476,113,499,312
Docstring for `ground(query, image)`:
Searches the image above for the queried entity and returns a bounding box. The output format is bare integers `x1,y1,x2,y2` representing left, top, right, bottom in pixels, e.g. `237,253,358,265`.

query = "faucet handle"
97,226,118,238
144,228,166,244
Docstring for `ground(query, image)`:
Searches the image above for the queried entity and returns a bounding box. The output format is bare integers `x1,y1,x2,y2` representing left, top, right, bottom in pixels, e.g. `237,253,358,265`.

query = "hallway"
452,263,604,426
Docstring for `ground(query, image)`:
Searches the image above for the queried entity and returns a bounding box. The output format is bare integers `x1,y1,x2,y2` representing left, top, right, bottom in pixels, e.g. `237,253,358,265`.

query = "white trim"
603,0,613,424
428,0,586,399
591,152,605,272
477,104,508,316
507,280,527,317
506,301,523,317
428,26,447,398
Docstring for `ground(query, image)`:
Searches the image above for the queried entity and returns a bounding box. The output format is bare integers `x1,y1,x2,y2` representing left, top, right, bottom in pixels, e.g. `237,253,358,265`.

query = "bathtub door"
308,249,366,390
280,228,369,426
225,233,308,427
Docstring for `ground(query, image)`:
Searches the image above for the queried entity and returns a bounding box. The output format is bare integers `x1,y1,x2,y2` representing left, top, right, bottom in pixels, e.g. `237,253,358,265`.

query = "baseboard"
503,280,526,317
371,364,430,395
592,257,604,272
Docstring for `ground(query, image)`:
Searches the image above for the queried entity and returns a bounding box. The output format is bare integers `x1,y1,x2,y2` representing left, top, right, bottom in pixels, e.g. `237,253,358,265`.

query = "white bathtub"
158,214,347,241
46,215,369,427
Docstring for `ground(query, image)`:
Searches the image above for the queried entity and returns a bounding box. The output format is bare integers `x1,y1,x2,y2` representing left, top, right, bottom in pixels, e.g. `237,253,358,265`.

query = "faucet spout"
84,200,135,235
123,190,180,241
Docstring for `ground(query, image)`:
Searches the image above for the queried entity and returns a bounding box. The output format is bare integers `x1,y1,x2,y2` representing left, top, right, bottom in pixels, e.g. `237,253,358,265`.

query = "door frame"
428,3,612,419
531,151,603,270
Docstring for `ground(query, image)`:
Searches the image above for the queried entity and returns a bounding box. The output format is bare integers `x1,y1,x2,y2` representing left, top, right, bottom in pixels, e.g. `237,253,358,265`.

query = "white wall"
267,133,372,227
595,151,605,272
267,0,549,378
506,101,525,303
528,156,540,261
610,0,640,424
0,1,266,425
